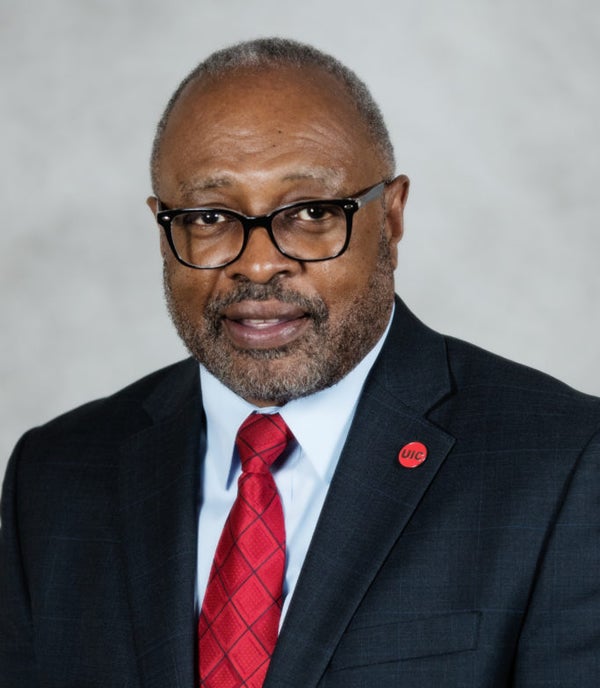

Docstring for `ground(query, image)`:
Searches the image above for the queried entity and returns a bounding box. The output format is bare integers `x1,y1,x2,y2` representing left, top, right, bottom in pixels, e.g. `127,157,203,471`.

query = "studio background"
1,0,599,480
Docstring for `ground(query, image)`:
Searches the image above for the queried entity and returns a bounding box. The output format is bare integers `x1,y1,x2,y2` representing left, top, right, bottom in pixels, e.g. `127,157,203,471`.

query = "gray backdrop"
2,0,599,481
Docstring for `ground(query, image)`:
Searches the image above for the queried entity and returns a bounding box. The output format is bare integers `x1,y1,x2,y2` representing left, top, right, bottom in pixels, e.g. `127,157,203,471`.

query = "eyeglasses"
154,180,386,269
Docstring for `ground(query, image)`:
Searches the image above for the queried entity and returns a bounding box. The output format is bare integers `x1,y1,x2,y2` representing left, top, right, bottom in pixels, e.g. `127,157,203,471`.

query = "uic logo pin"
398,442,428,469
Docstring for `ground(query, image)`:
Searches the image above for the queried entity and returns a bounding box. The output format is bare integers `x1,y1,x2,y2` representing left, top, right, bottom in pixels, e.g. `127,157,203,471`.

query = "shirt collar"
200,305,394,488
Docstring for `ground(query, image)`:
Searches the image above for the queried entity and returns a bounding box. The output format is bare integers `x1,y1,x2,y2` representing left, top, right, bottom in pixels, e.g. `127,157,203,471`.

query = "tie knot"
235,413,293,473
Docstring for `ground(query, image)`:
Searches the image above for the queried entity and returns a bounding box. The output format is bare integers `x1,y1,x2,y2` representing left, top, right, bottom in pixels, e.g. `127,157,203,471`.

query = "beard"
164,235,395,405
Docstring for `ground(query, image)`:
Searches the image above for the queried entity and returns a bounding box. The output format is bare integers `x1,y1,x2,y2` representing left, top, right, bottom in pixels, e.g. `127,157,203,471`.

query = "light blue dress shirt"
197,311,393,623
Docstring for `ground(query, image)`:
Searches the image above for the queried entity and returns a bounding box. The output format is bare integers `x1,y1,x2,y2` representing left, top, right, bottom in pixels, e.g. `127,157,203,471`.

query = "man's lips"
221,300,311,349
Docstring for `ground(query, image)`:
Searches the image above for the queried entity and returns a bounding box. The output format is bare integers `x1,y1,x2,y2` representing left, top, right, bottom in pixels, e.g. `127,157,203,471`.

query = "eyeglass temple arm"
355,181,386,208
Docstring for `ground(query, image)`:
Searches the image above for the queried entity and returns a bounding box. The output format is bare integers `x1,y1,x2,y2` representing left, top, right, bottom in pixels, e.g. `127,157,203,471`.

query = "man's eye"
188,210,226,225
295,204,331,221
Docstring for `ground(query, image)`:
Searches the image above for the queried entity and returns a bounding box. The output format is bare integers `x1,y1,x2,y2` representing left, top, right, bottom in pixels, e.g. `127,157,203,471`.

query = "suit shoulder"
444,335,600,424
19,358,199,451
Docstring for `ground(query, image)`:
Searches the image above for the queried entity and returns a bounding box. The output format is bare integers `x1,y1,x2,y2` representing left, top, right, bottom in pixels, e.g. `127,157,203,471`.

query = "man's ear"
146,195,159,215
146,196,169,258
383,174,410,269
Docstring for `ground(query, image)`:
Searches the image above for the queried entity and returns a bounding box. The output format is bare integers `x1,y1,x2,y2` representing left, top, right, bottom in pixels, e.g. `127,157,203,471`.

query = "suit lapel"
118,360,203,687
266,299,456,687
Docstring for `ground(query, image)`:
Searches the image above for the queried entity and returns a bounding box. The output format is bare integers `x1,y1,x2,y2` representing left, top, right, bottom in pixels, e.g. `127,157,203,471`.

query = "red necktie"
199,413,293,687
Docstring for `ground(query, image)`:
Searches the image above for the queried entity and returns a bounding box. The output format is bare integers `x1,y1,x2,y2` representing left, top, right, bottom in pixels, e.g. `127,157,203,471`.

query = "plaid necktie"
199,412,293,687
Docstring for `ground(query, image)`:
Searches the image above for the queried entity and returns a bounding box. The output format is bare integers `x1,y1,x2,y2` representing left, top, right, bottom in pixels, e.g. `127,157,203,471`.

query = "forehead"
156,64,382,197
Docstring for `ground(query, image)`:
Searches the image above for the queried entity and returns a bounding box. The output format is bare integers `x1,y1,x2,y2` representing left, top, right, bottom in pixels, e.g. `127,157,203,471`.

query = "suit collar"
142,357,200,423
372,295,452,414
266,297,456,687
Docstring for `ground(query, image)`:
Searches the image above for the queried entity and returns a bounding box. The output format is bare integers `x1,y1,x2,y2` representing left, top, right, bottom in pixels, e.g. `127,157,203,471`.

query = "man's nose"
223,225,300,283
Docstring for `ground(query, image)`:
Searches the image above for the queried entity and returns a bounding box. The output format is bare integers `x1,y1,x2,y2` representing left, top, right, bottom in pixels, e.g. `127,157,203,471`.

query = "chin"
202,347,341,406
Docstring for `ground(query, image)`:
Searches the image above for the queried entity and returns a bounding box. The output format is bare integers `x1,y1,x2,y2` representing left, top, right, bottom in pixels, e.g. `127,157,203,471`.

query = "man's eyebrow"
280,168,344,190
178,176,233,195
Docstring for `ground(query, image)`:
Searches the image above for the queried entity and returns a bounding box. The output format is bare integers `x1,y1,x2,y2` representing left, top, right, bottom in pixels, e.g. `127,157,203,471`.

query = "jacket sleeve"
512,428,600,686
0,434,39,687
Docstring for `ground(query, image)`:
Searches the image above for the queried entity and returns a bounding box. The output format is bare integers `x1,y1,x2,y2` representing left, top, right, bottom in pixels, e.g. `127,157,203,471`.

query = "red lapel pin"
398,441,428,469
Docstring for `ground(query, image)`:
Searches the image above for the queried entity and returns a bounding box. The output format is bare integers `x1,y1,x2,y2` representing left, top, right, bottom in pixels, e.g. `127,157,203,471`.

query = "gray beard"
164,236,395,405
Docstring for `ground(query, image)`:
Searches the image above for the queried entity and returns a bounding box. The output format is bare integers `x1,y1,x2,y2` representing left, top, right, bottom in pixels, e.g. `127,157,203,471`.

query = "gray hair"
150,37,395,192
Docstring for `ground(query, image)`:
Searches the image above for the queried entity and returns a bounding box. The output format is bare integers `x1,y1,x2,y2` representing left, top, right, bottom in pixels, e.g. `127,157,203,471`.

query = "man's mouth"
221,300,311,349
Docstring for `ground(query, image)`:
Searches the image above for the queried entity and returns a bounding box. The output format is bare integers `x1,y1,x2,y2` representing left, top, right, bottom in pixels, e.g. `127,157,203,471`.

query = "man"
1,38,599,687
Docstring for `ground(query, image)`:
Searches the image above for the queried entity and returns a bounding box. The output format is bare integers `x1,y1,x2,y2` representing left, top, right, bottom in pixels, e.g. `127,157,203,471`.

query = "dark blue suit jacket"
2,298,599,686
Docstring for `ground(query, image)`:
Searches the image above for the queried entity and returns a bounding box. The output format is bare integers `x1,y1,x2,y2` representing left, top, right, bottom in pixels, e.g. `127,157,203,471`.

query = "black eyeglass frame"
154,180,387,269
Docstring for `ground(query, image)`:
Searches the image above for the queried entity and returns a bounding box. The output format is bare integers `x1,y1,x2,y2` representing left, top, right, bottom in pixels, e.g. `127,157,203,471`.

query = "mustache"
204,280,329,325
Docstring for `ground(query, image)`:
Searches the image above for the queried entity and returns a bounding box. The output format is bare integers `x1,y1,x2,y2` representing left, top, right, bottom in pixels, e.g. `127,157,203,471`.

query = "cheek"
165,260,220,315
315,232,382,301
309,260,373,313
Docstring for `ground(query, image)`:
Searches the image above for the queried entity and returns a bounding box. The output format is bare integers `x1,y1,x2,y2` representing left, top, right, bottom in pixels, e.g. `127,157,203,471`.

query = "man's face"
149,65,408,406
